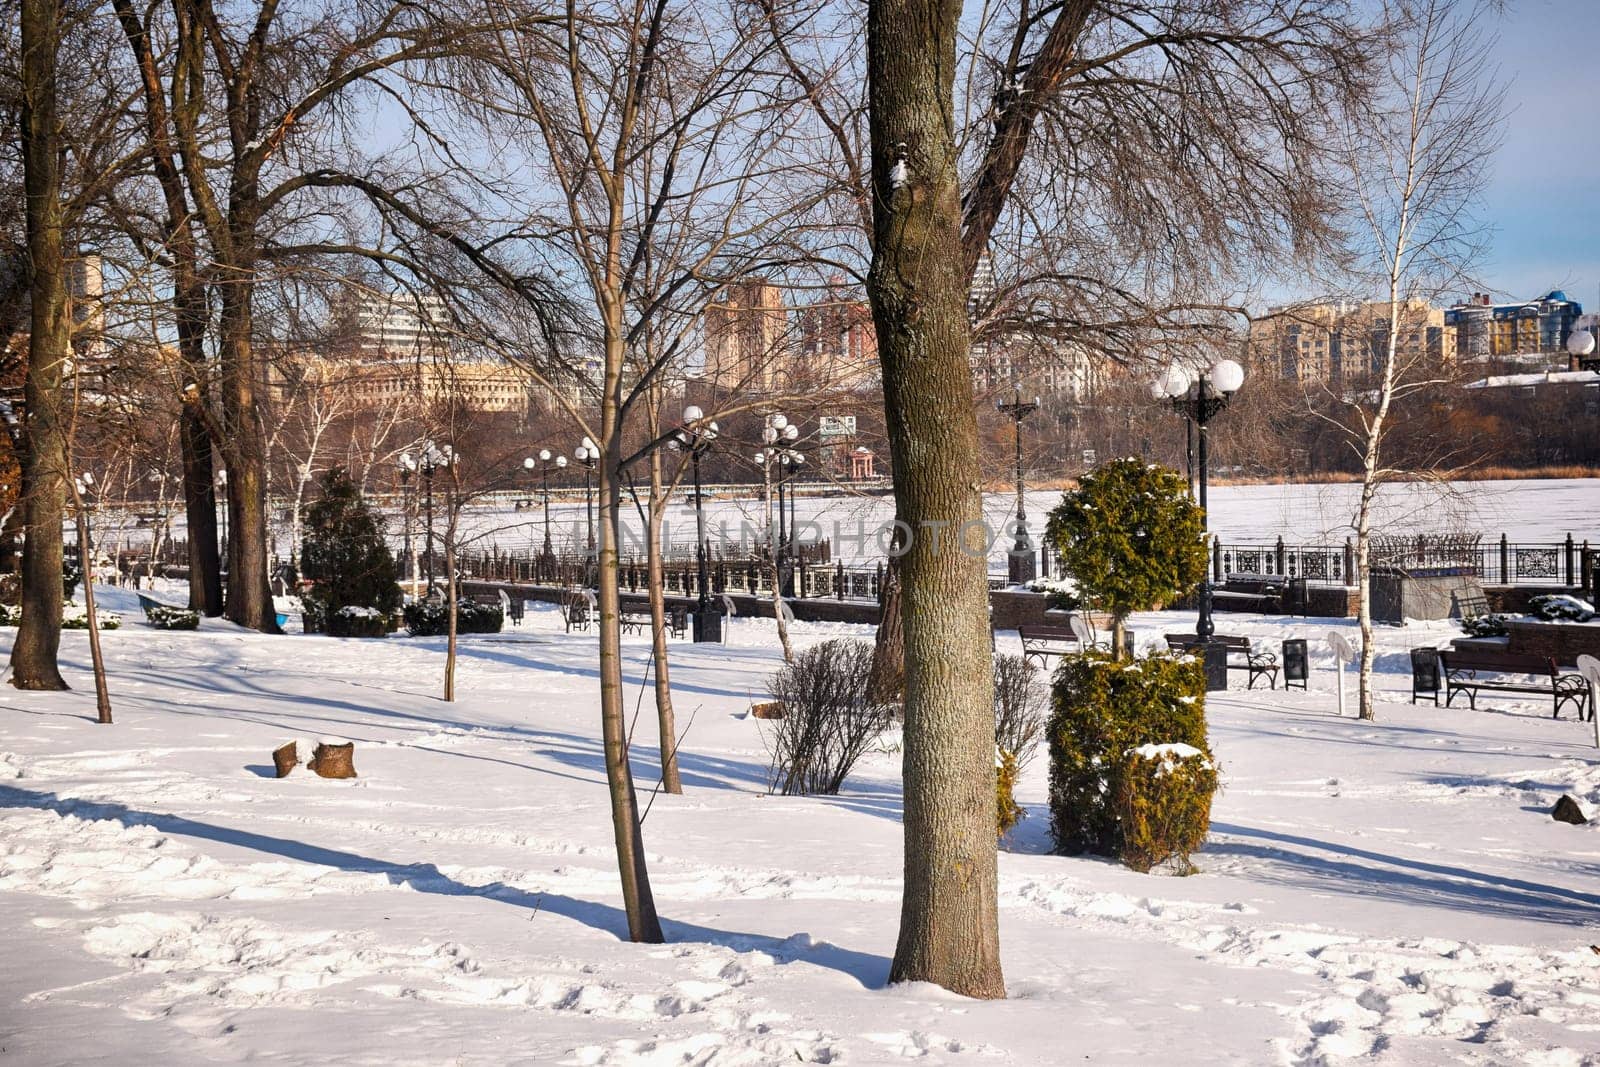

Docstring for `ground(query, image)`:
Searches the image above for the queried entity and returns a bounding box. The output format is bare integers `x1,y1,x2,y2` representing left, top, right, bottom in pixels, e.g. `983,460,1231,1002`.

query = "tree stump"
1551,794,1589,825
272,741,300,778
309,741,357,779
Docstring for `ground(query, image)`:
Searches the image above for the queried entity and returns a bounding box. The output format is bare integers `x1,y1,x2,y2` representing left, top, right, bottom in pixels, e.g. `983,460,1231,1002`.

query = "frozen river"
443,476,1600,563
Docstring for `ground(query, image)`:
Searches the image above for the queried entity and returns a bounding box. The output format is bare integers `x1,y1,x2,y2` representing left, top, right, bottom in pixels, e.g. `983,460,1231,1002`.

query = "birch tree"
1340,0,1500,720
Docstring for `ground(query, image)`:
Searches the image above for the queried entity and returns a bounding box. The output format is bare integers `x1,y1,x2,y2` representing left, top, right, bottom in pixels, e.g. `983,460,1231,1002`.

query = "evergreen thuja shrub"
301,468,402,635
1048,651,1215,864
996,748,1023,838
1114,745,1219,875
1045,458,1207,657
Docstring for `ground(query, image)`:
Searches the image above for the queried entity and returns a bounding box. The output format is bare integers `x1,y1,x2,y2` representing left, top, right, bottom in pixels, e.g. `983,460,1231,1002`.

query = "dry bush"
765,639,893,796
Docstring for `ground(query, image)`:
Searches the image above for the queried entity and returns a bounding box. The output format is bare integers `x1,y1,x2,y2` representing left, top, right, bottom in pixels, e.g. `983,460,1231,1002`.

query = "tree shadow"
1208,821,1600,926
0,783,889,988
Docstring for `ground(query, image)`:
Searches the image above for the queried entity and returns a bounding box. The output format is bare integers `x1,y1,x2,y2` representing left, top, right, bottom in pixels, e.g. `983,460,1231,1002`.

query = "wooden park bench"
1437,649,1589,720
619,599,649,635
1017,624,1082,669
1165,633,1280,689
1212,573,1285,614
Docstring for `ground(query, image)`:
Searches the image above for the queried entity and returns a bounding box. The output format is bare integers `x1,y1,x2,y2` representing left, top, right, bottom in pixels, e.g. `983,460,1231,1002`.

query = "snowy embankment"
2,586,1599,1065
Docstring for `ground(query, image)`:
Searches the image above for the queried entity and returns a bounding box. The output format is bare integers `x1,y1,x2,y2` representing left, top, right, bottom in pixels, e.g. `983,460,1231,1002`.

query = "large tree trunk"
866,0,1003,999
180,410,223,613
597,336,663,943
645,448,682,794
217,275,279,633
11,0,69,691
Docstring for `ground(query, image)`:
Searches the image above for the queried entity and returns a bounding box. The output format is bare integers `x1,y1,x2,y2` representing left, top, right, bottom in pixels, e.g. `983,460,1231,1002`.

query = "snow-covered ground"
3,588,1599,1065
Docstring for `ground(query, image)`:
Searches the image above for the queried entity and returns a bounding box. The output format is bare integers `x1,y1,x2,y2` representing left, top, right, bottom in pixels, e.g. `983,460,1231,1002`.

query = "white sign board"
818,415,857,441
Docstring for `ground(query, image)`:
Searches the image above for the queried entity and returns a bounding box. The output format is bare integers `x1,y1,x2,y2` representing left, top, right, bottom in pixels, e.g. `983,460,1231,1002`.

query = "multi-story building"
794,278,877,391
1444,290,1583,362
1248,298,1450,384
702,278,789,392
335,289,450,360
273,352,532,415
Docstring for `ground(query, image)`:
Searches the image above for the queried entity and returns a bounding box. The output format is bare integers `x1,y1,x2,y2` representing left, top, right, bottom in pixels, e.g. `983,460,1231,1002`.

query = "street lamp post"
396,453,417,591
996,387,1041,584
418,440,455,596
673,406,721,642
573,437,597,560
215,468,228,560
524,449,565,561
1153,358,1246,690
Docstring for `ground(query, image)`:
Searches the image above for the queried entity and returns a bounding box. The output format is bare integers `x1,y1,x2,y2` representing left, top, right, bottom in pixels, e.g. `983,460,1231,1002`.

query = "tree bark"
645,447,682,794
598,386,664,940
11,0,69,691
217,278,280,633
867,0,1004,998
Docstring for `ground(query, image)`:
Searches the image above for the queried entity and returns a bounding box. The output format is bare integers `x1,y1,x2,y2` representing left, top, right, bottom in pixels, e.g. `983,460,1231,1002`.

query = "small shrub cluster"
1460,612,1514,637
994,653,1046,769
403,598,503,637
327,605,390,638
63,603,120,630
1113,743,1219,874
996,747,1023,838
1048,651,1217,870
0,601,121,629
1026,575,1081,613
145,605,200,631
764,638,894,795
1527,594,1596,623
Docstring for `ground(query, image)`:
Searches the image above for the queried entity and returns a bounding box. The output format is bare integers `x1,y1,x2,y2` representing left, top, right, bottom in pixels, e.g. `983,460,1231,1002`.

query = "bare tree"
1335,0,1500,720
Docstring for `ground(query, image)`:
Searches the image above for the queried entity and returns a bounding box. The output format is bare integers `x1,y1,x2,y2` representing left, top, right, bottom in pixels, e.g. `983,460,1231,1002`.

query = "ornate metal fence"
1210,533,1593,587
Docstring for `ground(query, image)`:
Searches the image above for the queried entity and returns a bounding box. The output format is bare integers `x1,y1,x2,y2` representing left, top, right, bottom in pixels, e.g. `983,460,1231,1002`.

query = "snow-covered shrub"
1114,743,1219,875
403,598,503,637
993,653,1046,771
327,604,389,638
1048,651,1214,867
764,638,893,796
61,603,120,630
1527,594,1596,623
145,605,200,631
1026,574,1081,613
1460,612,1513,637
996,747,1023,838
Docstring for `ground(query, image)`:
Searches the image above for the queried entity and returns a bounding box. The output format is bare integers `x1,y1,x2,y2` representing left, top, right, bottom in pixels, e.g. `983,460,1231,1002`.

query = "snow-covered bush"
1026,574,1081,613
1527,594,1596,623
994,653,1046,771
1048,651,1215,868
1460,612,1513,637
328,604,389,638
61,603,120,630
1114,743,1219,874
403,598,503,637
145,605,200,631
764,638,893,795
996,747,1023,838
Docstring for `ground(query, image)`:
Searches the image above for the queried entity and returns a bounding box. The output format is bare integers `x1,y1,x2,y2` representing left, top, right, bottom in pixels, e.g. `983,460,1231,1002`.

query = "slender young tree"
865,0,1005,998
1338,0,1500,720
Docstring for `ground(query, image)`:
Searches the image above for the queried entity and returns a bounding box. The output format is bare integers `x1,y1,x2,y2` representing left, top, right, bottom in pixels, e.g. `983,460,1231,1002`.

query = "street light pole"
574,437,598,561
996,387,1041,583
674,406,720,642
1153,359,1246,689
397,453,416,592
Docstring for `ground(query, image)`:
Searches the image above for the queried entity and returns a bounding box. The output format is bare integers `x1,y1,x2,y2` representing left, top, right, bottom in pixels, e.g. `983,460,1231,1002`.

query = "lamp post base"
1196,639,1229,692
693,607,722,643
1007,534,1036,585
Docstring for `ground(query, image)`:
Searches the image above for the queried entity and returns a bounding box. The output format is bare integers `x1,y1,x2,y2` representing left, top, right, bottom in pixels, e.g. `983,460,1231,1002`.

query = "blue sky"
1479,0,1599,305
